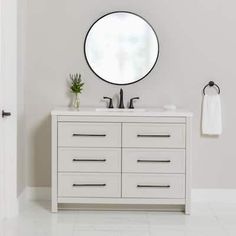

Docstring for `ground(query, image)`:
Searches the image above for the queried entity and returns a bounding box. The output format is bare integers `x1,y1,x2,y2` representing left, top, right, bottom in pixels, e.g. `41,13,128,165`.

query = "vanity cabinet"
51,109,192,214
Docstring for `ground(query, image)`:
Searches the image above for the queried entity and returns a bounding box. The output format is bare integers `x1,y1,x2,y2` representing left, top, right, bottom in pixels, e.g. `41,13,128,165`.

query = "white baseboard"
19,187,51,201
26,187,51,200
192,189,236,203
18,187,236,203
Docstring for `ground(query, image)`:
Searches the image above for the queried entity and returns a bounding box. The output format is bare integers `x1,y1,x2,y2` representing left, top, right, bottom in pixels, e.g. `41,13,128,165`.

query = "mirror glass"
84,12,159,85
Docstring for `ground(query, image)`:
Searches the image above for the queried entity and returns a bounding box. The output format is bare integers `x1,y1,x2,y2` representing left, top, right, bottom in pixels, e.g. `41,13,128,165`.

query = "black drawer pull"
137,160,171,163
73,158,106,162
137,184,170,188
72,184,106,187
137,134,171,138
73,134,106,137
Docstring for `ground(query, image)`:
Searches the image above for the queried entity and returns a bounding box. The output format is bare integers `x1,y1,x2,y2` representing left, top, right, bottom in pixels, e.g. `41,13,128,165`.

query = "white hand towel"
202,94,222,135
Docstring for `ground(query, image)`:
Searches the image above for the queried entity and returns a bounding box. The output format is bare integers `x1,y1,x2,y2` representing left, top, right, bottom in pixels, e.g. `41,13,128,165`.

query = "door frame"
0,0,18,219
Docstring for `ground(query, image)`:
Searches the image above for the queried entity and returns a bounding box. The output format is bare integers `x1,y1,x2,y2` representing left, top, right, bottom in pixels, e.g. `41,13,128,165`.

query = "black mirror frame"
84,11,160,86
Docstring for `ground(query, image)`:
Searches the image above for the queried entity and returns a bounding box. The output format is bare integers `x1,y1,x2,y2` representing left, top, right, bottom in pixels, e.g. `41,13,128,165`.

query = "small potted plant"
70,73,84,109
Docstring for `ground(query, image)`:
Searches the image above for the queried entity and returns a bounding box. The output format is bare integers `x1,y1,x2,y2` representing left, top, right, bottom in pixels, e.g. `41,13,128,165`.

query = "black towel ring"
203,81,220,95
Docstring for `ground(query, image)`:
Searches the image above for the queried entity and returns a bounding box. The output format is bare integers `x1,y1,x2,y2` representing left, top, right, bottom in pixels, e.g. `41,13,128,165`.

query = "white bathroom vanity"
51,108,192,214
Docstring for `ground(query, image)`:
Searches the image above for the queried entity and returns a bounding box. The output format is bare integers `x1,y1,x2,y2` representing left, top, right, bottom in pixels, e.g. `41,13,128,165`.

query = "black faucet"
129,97,140,109
118,88,125,109
103,97,114,108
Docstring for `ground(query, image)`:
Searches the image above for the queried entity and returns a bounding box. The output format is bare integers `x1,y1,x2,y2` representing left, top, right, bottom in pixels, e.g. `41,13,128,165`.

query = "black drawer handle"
137,184,170,188
72,158,106,162
137,160,171,163
137,134,171,138
72,184,106,187
73,133,106,137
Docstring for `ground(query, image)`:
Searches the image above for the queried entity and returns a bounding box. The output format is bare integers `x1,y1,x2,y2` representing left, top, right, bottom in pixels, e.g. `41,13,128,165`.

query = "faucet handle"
129,97,140,109
103,97,114,108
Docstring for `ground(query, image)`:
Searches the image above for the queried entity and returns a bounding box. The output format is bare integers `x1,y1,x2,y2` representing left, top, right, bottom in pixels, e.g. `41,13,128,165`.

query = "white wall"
23,0,236,188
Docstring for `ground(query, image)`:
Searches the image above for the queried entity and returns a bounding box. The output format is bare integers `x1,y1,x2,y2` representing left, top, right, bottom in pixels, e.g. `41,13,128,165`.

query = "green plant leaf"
69,73,84,94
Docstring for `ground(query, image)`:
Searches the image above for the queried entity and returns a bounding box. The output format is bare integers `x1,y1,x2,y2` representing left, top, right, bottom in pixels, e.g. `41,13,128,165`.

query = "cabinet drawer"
122,149,185,173
58,148,121,172
122,174,185,199
122,123,185,148
58,173,121,198
58,122,121,147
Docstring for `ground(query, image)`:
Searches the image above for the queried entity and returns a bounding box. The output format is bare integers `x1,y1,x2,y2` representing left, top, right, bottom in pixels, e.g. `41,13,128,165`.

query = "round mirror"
84,11,159,85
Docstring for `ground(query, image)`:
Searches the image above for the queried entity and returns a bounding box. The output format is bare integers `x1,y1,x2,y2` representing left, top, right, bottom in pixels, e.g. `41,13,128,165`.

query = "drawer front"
58,148,121,173
58,122,121,147
122,123,185,148
122,149,185,173
58,173,121,198
122,174,185,199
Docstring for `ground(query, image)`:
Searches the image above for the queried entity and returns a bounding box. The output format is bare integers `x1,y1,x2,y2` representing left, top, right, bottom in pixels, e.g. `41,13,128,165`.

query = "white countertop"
51,107,193,117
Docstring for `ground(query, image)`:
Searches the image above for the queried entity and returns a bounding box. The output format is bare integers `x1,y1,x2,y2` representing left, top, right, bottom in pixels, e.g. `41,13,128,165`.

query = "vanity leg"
185,203,191,215
51,201,58,213
51,115,58,213
185,117,192,215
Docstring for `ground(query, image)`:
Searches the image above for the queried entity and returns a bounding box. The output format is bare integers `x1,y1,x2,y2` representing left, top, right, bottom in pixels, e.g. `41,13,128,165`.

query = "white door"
0,0,18,219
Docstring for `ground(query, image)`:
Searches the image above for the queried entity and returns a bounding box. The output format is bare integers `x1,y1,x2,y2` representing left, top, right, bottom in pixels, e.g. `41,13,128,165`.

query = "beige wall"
17,0,26,196
24,0,236,188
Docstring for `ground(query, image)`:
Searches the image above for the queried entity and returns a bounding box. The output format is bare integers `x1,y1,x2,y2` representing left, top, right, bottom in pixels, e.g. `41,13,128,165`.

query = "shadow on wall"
31,114,51,187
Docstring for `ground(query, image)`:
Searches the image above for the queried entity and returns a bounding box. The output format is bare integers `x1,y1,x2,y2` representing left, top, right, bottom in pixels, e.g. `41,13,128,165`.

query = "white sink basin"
96,108,146,112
